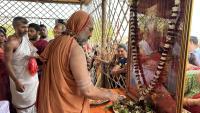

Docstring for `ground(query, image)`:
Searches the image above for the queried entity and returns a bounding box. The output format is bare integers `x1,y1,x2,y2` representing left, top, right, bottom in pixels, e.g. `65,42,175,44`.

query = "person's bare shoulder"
5,35,19,50
7,34,17,40
70,41,82,54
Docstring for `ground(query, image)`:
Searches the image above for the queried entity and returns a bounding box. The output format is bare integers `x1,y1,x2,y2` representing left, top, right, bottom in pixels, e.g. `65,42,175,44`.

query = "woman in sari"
0,26,17,113
183,62,200,113
0,26,10,101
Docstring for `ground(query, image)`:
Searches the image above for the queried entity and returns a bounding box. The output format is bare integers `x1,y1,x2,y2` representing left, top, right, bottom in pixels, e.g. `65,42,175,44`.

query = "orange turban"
65,10,91,35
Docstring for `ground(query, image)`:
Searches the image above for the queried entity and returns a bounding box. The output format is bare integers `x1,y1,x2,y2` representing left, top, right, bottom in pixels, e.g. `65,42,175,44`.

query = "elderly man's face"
77,20,93,46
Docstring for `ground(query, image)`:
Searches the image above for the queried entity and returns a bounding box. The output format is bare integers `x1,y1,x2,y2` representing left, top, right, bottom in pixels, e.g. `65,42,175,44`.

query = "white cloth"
172,42,181,57
132,67,155,85
142,66,155,84
139,40,153,56
0,101,10,113
138,40,155,84
10,35,39,109
16,105,36,113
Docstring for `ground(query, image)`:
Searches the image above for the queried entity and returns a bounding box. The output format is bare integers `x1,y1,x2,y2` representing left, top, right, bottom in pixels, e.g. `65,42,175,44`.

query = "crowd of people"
0,10,126,113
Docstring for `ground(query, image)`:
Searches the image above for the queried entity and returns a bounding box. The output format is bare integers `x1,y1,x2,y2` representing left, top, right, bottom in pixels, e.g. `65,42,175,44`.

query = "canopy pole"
80,0,83,10
102,0,106,53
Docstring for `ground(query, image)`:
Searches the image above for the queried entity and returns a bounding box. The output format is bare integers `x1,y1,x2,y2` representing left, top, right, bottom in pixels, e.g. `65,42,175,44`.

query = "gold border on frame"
126,0,194,113
177,0,193,112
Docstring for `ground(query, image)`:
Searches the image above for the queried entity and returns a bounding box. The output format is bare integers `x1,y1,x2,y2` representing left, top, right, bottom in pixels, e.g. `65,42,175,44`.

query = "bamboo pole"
80,0,83,10
80,4,82,10
177,0,193,112
102,0,106,53
101,0,109,88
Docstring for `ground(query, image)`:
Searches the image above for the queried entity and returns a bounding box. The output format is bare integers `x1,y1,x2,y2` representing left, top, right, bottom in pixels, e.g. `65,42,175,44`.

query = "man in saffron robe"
37,10,122,113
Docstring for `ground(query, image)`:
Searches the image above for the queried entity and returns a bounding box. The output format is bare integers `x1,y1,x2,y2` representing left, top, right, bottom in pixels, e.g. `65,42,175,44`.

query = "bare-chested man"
5,17,39,113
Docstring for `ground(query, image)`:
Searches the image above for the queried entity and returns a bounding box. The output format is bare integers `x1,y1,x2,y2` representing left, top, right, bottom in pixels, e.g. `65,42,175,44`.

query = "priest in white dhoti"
5,17,39,113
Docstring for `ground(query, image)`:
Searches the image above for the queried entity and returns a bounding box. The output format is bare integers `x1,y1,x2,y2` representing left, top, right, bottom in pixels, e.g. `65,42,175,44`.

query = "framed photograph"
126,0,193,113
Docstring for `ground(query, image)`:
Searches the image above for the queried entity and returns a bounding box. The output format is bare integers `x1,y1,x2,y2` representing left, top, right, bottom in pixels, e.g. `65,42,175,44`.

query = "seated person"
92,44,127,88
111,44,127,74
110,44,128,88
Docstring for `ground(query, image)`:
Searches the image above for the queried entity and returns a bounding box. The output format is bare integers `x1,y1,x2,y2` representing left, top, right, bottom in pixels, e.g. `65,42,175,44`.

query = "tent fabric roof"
16,0,91,4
